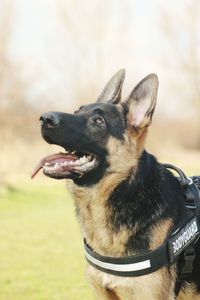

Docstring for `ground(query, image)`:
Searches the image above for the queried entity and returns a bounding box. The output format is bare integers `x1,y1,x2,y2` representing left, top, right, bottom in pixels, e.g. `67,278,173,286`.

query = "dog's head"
32,70,158,186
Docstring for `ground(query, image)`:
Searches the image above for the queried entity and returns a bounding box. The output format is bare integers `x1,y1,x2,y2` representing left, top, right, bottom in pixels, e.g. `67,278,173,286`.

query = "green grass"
0,182,93,300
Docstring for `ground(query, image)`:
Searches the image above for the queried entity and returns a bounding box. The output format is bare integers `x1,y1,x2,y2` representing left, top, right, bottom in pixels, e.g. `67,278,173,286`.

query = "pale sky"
2,0,199,118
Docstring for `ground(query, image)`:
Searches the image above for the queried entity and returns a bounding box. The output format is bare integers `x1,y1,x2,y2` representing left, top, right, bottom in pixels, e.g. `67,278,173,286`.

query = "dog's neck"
69,151,181,257
70,170,134,256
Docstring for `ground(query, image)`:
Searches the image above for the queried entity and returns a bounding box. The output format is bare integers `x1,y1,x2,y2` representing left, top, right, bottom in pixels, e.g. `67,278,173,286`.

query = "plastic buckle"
180,245,195,280
187,177,193,186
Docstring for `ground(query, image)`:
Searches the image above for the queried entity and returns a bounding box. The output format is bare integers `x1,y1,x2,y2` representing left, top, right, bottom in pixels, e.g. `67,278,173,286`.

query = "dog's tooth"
73,157,97,173
56,163,62,170
77,157,82,164
79,158,84,164
87,159,95,167
71,151,76,155
75,160,80,165
87,155,92,161
82,156,87,162
77,160,94,171
85,156,89,162
79,157,84,163
43,165,52,172
86,160,94,167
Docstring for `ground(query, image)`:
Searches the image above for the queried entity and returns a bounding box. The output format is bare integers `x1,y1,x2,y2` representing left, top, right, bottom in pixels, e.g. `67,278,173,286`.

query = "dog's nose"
39,112,61,128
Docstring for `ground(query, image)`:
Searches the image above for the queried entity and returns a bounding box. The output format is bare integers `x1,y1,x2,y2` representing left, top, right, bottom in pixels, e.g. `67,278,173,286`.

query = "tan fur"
70,166,137,256
69,131,144,256
106,134,138,175
149,218,173,250
86,264,176,300
177,283,200,300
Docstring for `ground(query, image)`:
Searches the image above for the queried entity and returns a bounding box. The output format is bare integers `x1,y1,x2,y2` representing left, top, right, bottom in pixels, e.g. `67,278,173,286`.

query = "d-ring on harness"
83,164,200,297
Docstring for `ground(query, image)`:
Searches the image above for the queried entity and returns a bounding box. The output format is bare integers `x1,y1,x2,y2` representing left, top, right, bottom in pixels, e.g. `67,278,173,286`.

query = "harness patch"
168,217,200,262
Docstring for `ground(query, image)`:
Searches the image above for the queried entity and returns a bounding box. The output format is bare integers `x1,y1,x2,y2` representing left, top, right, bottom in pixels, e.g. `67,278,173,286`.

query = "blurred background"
0,0,200,299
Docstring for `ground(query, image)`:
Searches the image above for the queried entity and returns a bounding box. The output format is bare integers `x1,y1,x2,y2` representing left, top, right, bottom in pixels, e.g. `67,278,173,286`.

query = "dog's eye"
94,117,105,125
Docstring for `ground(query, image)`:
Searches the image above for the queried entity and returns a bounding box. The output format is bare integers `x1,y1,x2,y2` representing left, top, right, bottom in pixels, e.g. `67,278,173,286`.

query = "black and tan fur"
38,70,200,299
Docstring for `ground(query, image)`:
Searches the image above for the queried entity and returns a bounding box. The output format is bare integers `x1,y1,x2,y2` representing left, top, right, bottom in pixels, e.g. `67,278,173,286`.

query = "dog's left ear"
97,69,125,104
125,74,159,129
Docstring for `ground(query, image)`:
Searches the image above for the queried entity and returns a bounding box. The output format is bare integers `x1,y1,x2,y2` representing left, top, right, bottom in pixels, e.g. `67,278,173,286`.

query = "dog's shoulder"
107,150,186,252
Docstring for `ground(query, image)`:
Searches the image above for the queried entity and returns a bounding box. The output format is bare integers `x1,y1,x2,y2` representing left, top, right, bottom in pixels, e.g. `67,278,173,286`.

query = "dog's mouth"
31,150,99,179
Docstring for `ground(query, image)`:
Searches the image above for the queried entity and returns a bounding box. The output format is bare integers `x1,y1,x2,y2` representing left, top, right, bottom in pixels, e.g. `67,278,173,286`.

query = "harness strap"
162,164,191,188
84,217,200,277
84,239,169,277
83,166,200,298
175,243,197,296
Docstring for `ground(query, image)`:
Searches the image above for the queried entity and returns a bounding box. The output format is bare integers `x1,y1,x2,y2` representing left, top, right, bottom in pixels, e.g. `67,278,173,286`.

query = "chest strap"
84,216,200,277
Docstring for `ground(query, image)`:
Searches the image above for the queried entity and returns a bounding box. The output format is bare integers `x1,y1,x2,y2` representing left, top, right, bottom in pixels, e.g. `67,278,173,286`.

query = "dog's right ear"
97,69,125,104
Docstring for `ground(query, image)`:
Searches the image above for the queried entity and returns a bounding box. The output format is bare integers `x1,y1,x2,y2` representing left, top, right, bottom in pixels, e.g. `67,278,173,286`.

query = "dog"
32,70,200,299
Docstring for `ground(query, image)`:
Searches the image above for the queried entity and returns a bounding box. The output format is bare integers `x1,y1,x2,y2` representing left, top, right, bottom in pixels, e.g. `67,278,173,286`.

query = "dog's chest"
70,182,131,256
86,265,171,300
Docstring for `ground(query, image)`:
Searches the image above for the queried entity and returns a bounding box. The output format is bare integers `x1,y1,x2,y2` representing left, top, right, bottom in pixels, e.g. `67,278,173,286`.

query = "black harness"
84,164,200,297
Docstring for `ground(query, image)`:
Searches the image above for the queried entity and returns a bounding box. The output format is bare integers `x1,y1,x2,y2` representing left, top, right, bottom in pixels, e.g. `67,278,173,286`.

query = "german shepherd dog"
32,70,200,299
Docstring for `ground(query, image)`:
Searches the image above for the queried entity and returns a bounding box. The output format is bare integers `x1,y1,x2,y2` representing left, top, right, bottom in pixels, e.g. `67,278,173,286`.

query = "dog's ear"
125,74,159,129
97,69,125,104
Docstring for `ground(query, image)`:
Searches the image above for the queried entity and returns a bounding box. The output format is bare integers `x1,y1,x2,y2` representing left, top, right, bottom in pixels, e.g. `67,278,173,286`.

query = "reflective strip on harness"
84,216,200,277
85,249,151,273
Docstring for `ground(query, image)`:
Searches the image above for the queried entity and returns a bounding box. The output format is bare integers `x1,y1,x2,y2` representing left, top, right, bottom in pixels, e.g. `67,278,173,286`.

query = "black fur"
75,103,126,140
107,151,187,253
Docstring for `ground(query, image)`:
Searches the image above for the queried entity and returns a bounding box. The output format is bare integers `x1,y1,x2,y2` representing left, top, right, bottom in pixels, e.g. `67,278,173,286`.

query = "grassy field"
0,182,93,300
0,142,199,300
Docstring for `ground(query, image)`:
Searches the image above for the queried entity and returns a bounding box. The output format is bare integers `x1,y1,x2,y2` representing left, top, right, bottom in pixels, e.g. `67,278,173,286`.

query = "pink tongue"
31,153,76,179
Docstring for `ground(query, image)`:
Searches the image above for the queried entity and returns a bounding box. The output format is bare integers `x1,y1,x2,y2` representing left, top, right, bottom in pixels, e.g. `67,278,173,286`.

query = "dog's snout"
39,112,61,128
